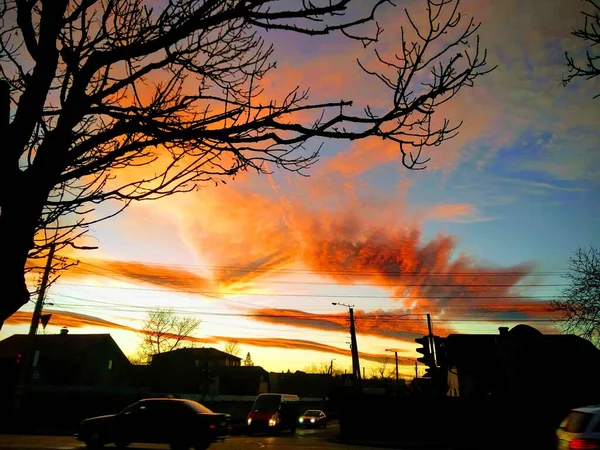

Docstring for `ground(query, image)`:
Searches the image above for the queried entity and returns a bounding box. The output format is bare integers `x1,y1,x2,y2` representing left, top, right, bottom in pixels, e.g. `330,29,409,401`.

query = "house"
0,329,131,387
270,371,334,398
141,347,267,396
150,347,241,369
440,324,600,402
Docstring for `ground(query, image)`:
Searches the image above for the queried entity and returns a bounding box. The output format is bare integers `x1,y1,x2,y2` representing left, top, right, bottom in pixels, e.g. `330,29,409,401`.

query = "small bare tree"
133,308,201,364
370,357,394,379
564,0,600,97
224,340,241,357
0,0,493,323
550,246,600,346
243,352,254,366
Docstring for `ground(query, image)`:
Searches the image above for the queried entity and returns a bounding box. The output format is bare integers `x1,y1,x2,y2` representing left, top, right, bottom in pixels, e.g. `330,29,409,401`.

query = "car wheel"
115,440,130,448
85,431,105,449
169,442,191,450
194,440,211,450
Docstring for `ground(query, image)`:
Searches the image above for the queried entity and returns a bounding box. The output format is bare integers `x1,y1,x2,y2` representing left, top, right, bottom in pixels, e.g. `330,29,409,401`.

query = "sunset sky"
2,0,599,378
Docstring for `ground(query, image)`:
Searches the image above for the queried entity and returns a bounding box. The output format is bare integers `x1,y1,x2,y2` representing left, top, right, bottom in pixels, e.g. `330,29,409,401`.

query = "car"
556,405,600,450
298,409,327,428
75,397,232,449
247,393,300,435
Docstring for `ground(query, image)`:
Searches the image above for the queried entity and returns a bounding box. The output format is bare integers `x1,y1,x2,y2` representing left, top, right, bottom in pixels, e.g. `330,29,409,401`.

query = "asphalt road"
0,423,388,450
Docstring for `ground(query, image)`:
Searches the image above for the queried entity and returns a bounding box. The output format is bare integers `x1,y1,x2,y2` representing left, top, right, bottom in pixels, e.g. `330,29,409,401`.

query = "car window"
252,395,281,412
185,400,214,414
304,410,320,417
563,411,593,433
592,414,600,432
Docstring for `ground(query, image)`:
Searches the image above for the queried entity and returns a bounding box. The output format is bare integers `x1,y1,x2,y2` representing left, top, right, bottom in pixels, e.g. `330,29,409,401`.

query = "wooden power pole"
18,243,55,386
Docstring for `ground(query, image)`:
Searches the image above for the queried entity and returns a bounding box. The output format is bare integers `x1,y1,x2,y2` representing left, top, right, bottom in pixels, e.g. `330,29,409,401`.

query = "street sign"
30,367,42,380
342,375,354,387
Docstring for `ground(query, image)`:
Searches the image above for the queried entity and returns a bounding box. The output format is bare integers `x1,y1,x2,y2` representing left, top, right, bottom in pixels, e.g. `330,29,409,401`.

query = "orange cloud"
6,310,137,333
5,310,219,345
211,335,412,365
249,307,455,341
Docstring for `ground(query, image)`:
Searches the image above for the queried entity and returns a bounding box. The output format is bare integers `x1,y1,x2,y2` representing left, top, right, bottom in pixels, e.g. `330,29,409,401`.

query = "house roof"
151,347,242,361
0,333,125,360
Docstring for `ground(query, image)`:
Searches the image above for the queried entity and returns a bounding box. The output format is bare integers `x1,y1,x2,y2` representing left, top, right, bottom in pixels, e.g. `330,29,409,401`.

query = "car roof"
571,405,600,414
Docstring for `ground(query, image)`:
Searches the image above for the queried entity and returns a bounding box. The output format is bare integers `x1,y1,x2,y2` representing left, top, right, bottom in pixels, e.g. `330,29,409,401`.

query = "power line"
76,260,566,277
52,283,556,300
44,301,558,323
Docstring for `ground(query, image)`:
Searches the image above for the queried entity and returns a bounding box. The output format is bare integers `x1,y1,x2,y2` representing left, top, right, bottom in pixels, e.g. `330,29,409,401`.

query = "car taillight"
209,424,216,429
570,438,600,450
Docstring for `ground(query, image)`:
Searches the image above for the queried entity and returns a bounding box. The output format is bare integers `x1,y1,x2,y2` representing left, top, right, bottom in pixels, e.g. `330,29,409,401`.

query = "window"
185,400,214,414
252,395,282,413
592,414,600,432
563,411,593,433
108,360,113,370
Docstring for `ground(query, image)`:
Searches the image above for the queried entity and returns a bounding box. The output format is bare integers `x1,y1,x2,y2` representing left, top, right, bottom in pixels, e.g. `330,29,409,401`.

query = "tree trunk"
0,188,42,324
0,222,32,323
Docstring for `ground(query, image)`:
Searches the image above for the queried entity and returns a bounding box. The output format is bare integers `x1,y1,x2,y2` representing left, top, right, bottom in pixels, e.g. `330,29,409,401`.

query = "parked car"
75,398,232,449
298,410,327,428
247,393,299,435
556,405,600,450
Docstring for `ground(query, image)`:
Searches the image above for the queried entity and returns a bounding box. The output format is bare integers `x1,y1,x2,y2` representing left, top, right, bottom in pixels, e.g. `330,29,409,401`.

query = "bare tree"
564,0,600,97
550,246,600,346
224,340,241,357
134,307,201,364
0,0,493,323
369,357,394,379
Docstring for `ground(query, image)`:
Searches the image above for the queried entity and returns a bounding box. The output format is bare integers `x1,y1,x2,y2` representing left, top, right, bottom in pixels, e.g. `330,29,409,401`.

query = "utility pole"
332,302,361,389
329,359,335,375
18,243,55,386
385,348,400,390
415,361,418,379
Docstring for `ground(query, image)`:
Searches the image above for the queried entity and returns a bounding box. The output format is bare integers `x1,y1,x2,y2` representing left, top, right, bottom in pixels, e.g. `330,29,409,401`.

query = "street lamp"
385,348,401,389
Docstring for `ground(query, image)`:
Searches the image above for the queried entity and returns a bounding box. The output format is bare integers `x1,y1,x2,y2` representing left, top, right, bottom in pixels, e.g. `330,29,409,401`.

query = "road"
0,423,390,450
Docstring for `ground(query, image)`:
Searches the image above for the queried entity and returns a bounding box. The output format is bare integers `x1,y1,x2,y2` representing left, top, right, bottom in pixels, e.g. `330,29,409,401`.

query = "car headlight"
299,418,303,423
311,418,315,423
247,418,252,425
268,414,279,427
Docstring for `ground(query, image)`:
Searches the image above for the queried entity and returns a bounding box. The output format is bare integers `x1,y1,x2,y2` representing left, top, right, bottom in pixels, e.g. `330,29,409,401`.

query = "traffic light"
424,366,436,379
433,336,447,367
415,335,434,367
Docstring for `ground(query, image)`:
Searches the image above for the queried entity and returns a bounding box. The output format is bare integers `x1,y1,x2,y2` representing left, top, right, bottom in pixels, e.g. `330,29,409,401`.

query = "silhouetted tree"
550,246,600,346
0,0,493,323
224,340,241,357
303,361,345,375
244,352,254,366
564,0,600,97
369,358,394,379
132,307,201,364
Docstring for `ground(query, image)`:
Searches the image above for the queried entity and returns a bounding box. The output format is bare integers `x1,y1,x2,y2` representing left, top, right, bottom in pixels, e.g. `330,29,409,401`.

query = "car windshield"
304,410,321,417
562,411,593,433
252,395,281,413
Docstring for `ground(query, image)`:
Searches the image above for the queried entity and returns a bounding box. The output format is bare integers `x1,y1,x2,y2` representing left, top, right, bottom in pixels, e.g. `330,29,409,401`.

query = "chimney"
60,327,69,335
498,327,508,336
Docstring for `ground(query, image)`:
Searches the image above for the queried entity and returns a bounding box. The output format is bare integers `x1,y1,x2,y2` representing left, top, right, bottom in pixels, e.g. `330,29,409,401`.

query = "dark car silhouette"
75,398,231,449
298,409,327,428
